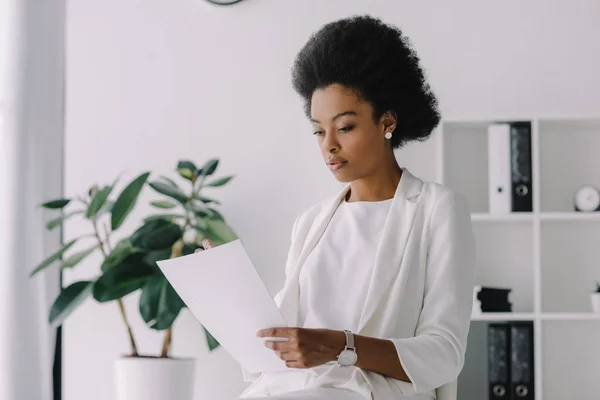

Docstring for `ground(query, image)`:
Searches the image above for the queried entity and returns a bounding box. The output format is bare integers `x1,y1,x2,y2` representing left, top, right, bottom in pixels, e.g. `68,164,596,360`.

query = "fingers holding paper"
257,327,345,369
195,239,215,253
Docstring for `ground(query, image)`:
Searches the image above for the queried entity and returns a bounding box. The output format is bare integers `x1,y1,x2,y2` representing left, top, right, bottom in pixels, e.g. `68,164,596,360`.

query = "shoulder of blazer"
290,185,349,245
293,198,331,240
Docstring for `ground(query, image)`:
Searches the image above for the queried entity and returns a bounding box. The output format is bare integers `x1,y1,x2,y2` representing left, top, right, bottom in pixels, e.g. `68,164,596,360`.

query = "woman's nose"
323,131,340,153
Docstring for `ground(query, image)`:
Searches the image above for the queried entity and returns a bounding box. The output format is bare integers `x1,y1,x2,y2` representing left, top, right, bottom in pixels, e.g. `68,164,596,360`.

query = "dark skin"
196,83,411,382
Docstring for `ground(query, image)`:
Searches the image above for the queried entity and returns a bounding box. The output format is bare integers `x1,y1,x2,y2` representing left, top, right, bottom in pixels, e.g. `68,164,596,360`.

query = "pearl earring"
384,131,392,140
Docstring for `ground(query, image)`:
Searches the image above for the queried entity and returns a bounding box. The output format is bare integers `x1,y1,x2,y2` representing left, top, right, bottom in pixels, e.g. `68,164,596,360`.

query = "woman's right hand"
195,239,215,253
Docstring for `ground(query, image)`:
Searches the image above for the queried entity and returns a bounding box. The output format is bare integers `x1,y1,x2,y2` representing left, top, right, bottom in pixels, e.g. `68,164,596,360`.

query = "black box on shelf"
476,286,513,313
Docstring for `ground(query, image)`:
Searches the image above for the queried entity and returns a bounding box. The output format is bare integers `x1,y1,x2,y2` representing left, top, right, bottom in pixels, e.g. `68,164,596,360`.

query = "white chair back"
435,380,457,400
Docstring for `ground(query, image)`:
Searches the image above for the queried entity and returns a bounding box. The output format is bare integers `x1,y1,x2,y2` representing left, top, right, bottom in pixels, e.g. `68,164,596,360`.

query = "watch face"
575,185,600,212
338,349,358,366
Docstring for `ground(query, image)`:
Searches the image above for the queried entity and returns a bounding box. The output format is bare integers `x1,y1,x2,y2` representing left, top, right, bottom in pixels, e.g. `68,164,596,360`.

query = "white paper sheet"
156,239,289,373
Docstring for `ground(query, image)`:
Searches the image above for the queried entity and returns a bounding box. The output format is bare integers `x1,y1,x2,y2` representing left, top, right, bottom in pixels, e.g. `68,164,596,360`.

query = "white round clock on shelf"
574,185,600,212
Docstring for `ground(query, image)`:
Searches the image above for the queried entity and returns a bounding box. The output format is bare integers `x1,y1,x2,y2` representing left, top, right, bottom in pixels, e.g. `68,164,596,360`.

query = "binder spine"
510,322,535,399
488,323,510,399
510,122,533,212
488,124,512,214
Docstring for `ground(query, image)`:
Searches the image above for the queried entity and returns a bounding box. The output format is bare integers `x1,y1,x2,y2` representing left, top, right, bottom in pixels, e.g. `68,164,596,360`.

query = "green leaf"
143,214,185,223
154,279,186,330
158,176,180,188
139,274,164,326
111,172,151,230
148,181,189,204
204,327,220,351
49,281,94,327
86,185,114,218
198,159,219,177
193,214,210,229
40,199,71,209
193,194,221,205
193,226,207,244
185,201,210,217
207,208,225,221
177,160,198,182
92,253,155,302
204,219,237,246
182,243,200,256
46,210,84,231
62,245,98,269
140,275,186,330
30,239,78,277
131,219,182,251
151,200,177,209
142,248,172,268
101,239,139,272
205,176,234,187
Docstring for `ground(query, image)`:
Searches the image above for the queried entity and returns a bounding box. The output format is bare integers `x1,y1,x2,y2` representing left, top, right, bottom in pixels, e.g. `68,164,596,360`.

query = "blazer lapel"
277,184,351,326
356,168,423,333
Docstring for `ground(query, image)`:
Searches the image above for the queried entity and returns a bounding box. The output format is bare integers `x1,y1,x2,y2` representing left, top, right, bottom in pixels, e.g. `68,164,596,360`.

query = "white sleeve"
389,192,476,394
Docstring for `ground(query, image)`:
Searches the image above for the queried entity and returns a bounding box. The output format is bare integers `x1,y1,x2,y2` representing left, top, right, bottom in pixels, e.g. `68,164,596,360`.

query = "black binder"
510,322,535,399
509,122,533,212
488,324,510,399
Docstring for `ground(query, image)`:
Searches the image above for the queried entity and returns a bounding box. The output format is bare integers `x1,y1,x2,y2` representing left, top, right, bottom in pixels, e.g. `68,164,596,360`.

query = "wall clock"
205,0,246,5
574,184,600,212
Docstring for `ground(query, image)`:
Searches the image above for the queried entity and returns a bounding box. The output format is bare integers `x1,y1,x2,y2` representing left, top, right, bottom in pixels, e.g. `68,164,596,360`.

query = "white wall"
64,1,600,399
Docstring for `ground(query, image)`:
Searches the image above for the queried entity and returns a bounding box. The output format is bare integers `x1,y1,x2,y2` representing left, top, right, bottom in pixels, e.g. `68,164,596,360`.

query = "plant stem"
117,300,139,356
160,327,173,358
103,222,113,251
159,235,187,358
93,217,139,356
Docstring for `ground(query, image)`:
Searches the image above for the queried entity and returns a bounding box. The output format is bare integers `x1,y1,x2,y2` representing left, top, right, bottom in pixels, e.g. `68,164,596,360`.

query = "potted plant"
591,282,600,314
30,158,237,400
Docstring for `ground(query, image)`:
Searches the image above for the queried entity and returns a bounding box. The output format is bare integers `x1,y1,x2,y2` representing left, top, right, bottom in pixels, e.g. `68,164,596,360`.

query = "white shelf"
471,213,534,222
472,313,600,322
541,313,600,321
470,212,600,222
471,312,535,321
540,212,600,222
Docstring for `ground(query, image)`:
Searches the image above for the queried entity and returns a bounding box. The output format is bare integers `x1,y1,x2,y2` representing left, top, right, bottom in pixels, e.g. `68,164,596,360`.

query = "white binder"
488,123,511,214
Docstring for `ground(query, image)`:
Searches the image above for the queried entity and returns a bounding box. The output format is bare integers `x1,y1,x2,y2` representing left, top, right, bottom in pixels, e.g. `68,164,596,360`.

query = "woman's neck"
346,161,403,203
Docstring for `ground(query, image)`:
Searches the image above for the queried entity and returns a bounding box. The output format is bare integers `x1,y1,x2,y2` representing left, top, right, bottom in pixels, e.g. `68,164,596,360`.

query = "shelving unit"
435,117,600,400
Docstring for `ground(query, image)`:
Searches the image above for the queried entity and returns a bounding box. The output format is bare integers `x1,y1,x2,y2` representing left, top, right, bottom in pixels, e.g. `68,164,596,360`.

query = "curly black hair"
291,15,441,149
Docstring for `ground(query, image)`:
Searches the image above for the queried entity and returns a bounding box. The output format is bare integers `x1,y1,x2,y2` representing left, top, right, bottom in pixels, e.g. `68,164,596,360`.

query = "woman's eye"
339,126,354,132
313,130,324,136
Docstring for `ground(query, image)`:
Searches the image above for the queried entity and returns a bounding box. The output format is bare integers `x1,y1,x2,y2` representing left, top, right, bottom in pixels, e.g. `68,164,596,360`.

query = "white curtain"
0,0,65,399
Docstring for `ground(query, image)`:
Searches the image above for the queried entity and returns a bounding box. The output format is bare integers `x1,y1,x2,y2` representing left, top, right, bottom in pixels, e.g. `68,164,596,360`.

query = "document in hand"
156,239,289,373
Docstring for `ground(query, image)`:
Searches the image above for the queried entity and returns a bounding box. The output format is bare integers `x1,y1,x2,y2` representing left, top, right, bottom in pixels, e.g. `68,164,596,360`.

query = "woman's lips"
328,161,348,171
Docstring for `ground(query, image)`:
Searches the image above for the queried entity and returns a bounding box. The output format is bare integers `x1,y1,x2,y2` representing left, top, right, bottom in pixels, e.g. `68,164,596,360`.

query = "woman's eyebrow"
310,111,358,124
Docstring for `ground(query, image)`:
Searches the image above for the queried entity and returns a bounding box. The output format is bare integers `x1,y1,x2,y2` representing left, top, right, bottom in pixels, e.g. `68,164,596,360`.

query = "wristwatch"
336,330,358,367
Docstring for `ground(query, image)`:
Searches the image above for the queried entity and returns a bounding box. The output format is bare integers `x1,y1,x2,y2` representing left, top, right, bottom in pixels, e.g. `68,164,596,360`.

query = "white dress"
241,197,432,400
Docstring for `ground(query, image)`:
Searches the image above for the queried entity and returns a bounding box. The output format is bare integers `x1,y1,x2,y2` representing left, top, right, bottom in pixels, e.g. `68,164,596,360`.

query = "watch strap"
343,330,355,350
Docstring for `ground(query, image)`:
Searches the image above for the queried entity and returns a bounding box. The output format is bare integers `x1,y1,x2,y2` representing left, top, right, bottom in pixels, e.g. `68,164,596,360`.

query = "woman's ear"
381,110,398,134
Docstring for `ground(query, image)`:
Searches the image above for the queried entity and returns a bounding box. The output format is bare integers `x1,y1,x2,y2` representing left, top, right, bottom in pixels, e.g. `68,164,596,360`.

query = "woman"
201,14,476,400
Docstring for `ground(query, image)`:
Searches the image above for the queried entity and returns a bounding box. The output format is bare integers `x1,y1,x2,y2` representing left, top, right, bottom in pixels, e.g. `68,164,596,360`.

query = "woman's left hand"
257,327,345,369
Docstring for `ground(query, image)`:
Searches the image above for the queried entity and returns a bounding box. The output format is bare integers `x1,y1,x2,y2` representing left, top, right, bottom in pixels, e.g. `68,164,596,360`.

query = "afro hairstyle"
291,15,441,149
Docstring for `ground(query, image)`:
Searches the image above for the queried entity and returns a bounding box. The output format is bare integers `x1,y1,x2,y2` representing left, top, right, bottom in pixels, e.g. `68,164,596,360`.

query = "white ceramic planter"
115,357,196,400
591,293,600,313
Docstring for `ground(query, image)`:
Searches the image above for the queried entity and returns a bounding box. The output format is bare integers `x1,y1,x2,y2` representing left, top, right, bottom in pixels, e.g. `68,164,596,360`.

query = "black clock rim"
206,0,245,5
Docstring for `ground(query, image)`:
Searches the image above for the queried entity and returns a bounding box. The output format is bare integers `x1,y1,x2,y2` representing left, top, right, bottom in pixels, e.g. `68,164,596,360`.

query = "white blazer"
244,168,476,400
